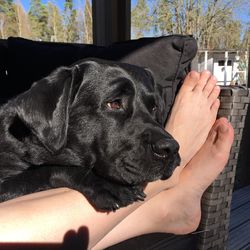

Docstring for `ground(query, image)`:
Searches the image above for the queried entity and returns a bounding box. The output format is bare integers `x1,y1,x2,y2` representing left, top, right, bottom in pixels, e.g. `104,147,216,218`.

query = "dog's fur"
0,59,180,211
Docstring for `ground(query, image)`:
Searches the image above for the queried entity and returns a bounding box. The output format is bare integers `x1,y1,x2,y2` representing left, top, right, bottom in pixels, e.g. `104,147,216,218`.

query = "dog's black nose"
151,139,179,158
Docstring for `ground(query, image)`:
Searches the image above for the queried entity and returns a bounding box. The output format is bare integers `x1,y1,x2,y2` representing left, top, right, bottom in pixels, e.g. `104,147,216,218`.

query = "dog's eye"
107,99,123,110
152,106,158,112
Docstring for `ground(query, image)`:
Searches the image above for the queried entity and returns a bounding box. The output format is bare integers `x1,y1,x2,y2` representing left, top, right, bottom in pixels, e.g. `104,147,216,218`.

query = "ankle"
158,188,201,234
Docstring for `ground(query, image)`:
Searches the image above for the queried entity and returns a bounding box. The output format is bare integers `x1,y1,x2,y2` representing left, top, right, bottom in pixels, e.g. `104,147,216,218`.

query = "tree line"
0,0,92,43
0,0,249,49
132,0,250,50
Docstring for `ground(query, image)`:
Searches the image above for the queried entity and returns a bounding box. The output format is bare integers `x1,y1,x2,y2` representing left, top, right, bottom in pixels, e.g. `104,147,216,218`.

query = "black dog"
0,59,180,211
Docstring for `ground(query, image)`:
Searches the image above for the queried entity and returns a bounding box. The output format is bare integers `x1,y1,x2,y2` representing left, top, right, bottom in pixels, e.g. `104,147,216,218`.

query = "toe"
206,118,234,166
180,71,200,92
214,118,234,153
210,98,220,113
209,98,220,126
193,70,211,92
203,75,217,97
208,85,220,105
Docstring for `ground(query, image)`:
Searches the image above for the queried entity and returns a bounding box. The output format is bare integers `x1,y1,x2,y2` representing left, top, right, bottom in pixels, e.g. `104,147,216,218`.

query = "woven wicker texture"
197,86,250,250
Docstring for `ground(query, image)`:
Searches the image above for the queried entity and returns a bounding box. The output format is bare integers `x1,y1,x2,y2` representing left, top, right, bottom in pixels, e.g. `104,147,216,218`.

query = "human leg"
93,118,234,249
0,70,223,249
0,187,142,247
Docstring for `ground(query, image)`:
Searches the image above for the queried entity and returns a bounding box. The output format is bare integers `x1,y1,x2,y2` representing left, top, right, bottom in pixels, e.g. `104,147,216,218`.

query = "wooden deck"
228,185,250,250
107,185,250,250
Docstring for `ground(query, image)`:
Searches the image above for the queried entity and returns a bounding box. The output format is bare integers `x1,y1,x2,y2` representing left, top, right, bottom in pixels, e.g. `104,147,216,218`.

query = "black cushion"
6,38,102,98
110,36,197,121
5,35,197,122
0,40,8,83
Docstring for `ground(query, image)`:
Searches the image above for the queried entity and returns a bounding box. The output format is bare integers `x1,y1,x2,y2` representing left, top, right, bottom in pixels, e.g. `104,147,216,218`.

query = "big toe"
180,71,200,92
179,118,234,194
193,70,212,91
212,118,234,155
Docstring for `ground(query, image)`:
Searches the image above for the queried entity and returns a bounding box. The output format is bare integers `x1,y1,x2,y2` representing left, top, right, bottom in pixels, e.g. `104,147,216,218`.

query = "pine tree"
0,0,17,38
63,0,79,43
148,0,249,49
28,0,49,41
152,0,173,36
131,0,152,38
48,1,64,42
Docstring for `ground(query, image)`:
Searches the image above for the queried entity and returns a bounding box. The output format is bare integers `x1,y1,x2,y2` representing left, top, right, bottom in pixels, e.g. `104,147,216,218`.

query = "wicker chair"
197,86,250,250
108,86,250,250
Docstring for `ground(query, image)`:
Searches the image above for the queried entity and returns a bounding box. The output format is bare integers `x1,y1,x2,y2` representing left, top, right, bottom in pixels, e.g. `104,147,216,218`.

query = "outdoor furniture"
0,37,249,250
107,86,250,250
197,86,250,250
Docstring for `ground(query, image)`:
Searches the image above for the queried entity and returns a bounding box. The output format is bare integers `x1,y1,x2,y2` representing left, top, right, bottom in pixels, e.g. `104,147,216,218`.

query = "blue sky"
21,0,137,11
19,0,249,26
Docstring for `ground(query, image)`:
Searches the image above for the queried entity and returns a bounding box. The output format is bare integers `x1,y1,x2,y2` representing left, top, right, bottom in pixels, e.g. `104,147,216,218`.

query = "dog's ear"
16,65,81,153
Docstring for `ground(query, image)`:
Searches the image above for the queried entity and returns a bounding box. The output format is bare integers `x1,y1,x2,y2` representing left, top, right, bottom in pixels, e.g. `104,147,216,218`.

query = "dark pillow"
5,35,197,122
5,38,102,99
0,40,8,91
104,36,197,121
0,40,8,104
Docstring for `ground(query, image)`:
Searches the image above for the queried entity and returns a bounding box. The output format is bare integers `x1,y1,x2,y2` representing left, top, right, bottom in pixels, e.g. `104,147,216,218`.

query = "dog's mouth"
160,152,181,180
92,139,181,185
151,145,169,159
150,140,181,181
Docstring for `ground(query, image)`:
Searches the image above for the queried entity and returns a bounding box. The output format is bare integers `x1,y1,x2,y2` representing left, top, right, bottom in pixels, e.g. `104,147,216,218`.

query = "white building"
194,50,248,86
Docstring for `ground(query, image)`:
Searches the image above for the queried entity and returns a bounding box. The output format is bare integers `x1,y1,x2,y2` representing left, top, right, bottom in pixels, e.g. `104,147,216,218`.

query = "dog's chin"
160,153,181,180
92,153,181,186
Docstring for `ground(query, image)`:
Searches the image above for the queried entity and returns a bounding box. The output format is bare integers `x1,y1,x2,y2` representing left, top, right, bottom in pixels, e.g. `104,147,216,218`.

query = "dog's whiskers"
123,162,138,175
109,143,132,162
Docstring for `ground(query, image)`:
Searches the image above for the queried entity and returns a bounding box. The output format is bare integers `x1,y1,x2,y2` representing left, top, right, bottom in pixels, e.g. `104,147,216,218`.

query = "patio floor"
228,185,250,250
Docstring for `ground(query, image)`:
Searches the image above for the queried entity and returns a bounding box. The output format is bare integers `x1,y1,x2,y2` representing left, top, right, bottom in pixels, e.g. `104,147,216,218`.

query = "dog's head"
14,59,180,185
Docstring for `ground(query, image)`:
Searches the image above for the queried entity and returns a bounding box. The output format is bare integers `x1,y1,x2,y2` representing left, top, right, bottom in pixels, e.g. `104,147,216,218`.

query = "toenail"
212,76,217,81
190,71,199,78
219,124,228,133
204,70,211,74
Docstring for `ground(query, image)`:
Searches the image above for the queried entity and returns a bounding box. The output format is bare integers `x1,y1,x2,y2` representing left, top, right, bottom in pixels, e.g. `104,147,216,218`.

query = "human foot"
160,118,234,234
91,120,234,249
165,70,220,166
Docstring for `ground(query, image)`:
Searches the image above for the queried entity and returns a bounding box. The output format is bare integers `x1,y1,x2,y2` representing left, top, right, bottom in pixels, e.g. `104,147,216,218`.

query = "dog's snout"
151,138,179,158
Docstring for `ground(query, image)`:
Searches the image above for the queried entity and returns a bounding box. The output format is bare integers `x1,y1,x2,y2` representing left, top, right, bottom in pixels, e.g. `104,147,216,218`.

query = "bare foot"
161,118,234,234
92,119,234,250
165,70,220,166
